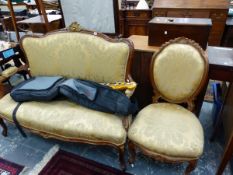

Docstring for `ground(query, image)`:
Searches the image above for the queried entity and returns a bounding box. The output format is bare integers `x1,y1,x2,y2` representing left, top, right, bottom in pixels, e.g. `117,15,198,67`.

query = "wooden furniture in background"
221,17,233,47
148,17,212,50
119,9,152,37
216,84,233,175
152,0,229,46
7,0,62,40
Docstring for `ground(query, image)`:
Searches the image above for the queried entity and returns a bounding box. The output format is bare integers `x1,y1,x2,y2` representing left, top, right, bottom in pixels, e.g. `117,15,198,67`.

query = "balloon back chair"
128,37,209,174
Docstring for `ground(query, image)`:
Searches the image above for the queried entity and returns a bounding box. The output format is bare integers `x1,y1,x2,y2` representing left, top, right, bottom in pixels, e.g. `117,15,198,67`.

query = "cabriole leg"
185,159,197,175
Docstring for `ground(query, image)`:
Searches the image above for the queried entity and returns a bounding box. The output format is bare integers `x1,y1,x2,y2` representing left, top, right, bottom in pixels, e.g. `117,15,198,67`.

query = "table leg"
216,133,233,175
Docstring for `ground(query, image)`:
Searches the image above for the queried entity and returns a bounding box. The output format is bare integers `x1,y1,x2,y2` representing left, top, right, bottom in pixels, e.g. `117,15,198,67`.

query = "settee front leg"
118,145,126,171
128,140,136,164
0,118,7,137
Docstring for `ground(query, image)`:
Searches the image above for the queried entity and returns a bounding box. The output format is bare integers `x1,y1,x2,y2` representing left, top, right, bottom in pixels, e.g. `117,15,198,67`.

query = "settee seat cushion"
128,103,204,159
0,94,126,145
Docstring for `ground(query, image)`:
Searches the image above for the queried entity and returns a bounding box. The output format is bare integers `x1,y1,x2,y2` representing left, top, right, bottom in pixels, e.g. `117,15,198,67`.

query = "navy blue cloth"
59,79,138,116
10,76,64,102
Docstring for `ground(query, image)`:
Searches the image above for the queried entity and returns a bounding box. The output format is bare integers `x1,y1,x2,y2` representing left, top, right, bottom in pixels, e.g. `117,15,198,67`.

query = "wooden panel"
221,18,233,47
148,17,211,49
120,9,152,37
152,8,228,46
152,0,229,9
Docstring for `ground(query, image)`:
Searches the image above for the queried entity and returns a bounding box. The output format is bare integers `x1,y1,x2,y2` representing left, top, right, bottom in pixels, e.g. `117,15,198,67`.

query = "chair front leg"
185,159,197,175
118,145,126,171
128,140,136,164
0,118,7,137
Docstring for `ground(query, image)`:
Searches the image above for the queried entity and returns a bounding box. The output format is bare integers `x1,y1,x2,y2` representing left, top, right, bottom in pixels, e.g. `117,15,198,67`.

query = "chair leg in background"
0,118,7,137
216,134,233,175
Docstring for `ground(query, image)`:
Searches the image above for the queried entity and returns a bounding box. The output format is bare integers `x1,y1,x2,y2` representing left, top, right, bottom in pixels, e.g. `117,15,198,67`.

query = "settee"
0,23,135,170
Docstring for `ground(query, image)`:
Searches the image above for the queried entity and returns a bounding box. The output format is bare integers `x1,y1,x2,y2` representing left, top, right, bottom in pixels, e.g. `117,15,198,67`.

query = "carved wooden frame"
0,24,135,170
150,37,209,112
128,37,209,175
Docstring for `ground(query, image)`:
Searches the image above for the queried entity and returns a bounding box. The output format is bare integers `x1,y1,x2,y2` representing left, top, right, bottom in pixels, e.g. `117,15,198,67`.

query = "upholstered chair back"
151,37,208,106
20,31,133,83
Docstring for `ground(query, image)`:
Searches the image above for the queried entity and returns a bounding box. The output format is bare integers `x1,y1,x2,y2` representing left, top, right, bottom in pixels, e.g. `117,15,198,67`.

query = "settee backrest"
20,30,134,83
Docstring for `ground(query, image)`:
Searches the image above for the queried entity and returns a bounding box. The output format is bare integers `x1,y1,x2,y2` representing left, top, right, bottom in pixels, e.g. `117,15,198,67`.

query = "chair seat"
0,94,126,145
128,103,204,159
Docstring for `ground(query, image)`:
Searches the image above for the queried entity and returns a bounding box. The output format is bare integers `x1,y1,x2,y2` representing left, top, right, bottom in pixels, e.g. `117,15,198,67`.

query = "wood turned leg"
118,145,126,171
128,140,136,164
185,160,197,175
0,118,7,137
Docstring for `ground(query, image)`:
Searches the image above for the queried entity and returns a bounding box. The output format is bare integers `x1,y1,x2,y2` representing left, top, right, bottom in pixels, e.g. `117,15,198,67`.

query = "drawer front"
125,10,152,19
167,10,210,18
153,9,167,17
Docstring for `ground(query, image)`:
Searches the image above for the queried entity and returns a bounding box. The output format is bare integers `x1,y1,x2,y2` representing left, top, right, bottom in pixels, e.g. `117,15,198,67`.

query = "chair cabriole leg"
0,118,7,137
185,159,197,175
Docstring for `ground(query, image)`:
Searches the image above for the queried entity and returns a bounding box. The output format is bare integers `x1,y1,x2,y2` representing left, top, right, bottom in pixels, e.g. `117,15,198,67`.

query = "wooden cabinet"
152,0,229,46
119,10,152,37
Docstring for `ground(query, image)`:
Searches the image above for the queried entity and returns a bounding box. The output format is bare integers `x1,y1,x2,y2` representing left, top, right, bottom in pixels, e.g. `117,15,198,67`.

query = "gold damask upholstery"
128,103,204,159
21,32,130,83
0,94,126,145
153,43,205,102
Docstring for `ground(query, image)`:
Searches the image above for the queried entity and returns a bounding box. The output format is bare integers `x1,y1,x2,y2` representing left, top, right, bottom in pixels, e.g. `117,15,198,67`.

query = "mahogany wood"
152,0,229,46
148,17,212,50
119,10,152,37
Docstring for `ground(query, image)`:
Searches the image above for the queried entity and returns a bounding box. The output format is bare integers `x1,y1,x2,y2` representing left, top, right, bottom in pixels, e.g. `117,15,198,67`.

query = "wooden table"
17,14,62,33
128,35,233,175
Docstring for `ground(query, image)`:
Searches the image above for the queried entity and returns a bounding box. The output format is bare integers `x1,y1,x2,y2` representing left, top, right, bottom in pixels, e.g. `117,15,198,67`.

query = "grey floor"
0,102,232,175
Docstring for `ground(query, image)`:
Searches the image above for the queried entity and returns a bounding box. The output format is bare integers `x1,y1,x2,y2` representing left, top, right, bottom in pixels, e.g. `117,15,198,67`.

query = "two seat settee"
0,24,135,170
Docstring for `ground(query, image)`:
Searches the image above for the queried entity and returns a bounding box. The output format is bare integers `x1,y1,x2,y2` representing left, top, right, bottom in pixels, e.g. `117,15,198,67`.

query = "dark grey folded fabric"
59,79,138,116
10,76,64,102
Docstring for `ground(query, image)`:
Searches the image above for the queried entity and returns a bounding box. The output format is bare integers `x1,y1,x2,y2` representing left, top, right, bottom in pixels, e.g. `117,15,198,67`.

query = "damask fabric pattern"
59,0,116,33
22,33,130,83
0,94,127,145
128,103,204,158
153,43,205,102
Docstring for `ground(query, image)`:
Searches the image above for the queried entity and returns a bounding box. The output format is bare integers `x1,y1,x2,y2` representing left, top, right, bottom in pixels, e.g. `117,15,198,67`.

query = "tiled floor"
0,102,232,175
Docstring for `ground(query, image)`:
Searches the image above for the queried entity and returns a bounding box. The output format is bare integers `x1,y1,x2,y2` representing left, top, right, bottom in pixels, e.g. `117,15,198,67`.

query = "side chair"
127,37,209,174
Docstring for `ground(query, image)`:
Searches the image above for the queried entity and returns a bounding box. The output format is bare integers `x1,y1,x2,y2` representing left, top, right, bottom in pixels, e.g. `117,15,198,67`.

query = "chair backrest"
20,26,134,83
150,37,208,110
